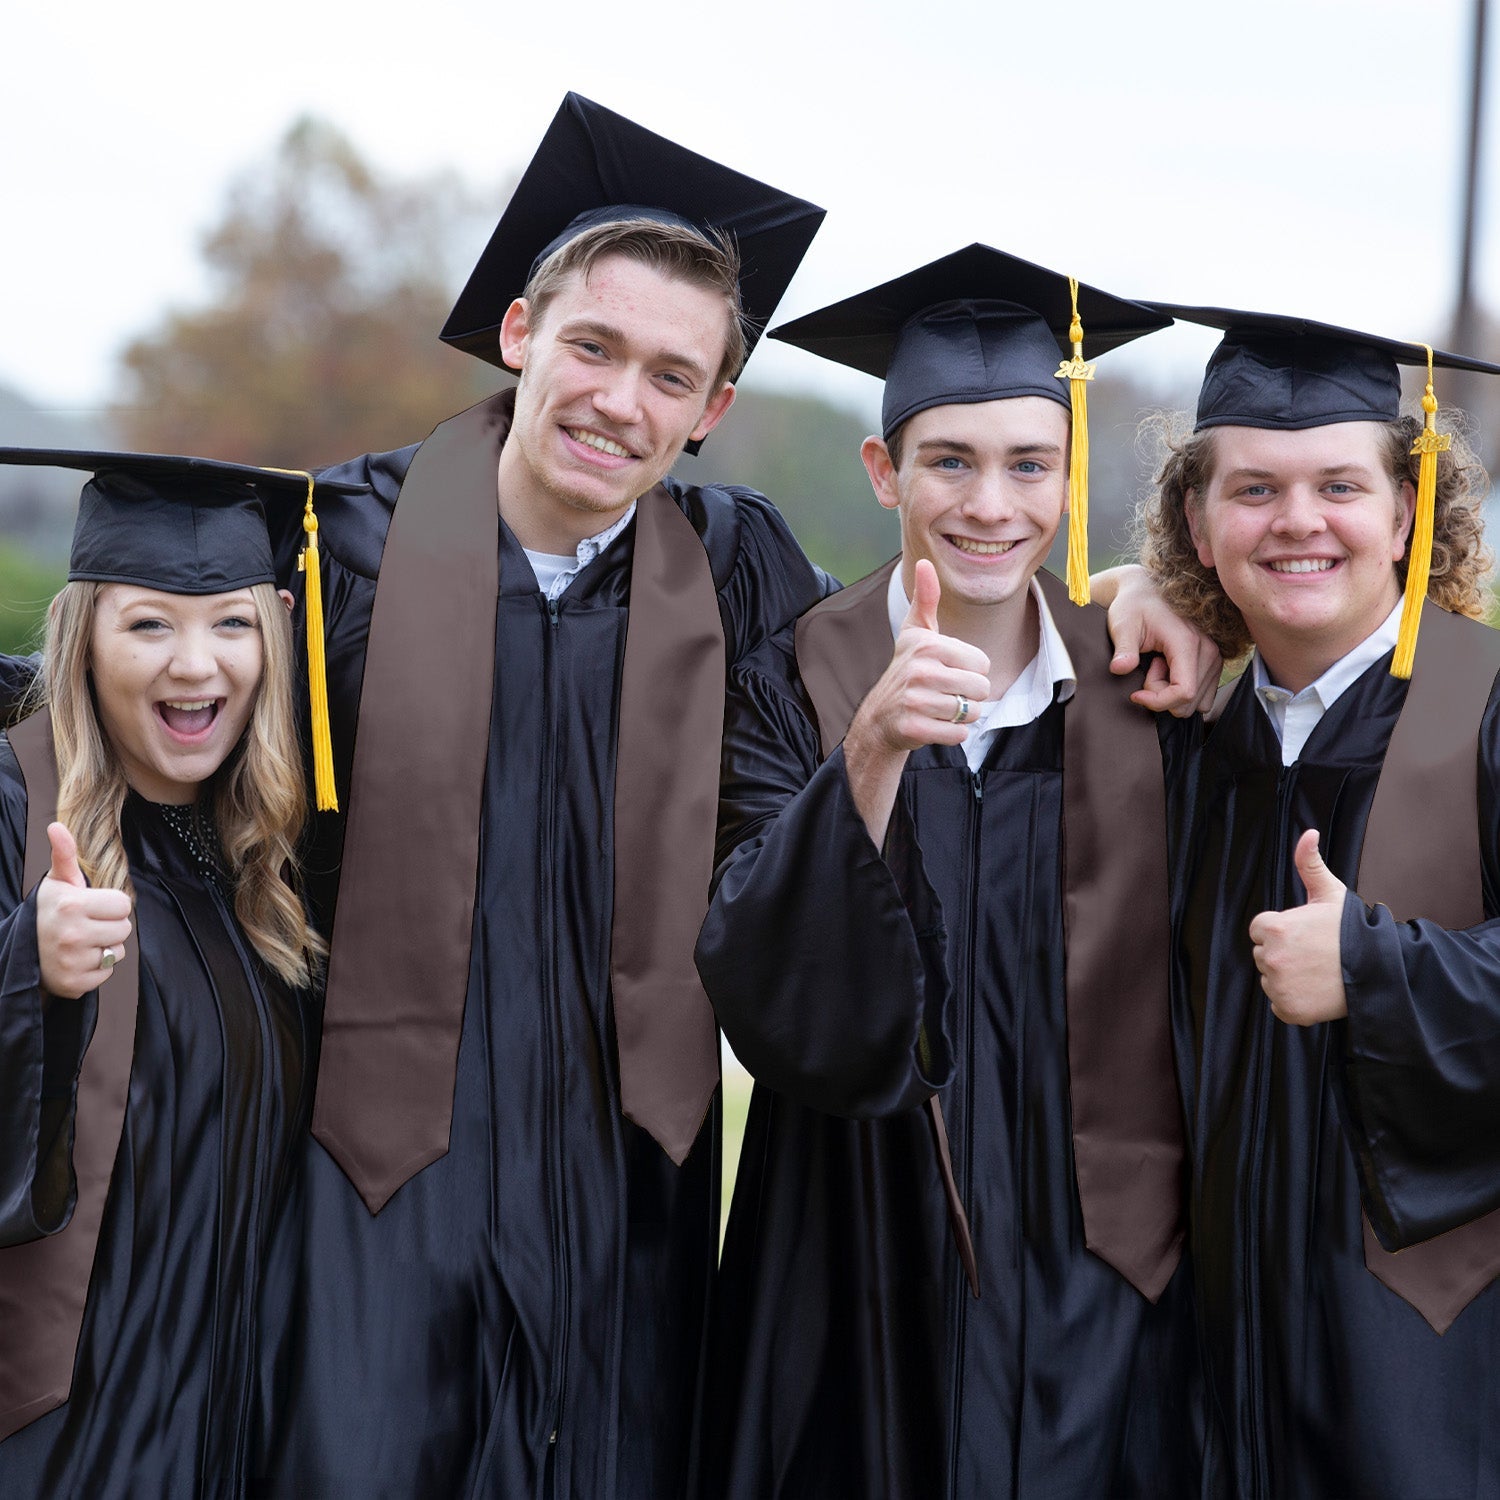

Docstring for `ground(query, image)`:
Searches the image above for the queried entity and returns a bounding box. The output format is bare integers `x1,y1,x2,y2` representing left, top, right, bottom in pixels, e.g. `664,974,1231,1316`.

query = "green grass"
0,545,63,656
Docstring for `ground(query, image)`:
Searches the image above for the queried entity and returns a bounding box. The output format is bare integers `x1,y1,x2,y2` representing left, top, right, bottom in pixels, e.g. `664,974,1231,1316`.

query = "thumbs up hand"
1247,829,1349,1025
857,560,993,756
36,823,133,999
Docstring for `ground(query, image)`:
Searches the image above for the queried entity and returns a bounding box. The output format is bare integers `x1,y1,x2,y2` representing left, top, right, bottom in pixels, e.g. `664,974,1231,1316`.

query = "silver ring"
100,946,118,971
951,694,969,724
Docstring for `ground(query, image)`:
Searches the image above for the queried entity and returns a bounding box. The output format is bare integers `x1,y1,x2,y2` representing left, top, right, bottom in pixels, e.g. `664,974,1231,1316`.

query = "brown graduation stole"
1354,605,1500,1333
312,391,724,1214
0,709,140,1440
795,562,1184,1302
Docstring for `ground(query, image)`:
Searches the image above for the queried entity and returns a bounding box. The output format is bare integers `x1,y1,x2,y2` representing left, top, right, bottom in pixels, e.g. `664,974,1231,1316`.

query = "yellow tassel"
1055,276,1095,605
267,468,339,810
1391,346,1450,680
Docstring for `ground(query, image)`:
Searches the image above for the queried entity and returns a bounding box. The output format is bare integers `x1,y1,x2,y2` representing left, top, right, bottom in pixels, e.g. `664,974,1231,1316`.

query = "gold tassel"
1391,346,1450,680
1055,276,1095,605
268,468,339,810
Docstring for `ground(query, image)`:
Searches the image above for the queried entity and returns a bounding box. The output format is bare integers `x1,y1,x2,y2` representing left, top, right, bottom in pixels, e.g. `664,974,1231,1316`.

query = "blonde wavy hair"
1133,409,1494,661
37,581,324,988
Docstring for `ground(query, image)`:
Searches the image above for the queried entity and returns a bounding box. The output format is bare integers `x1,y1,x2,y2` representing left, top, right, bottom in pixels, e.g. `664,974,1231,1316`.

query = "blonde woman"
0,451,343,1499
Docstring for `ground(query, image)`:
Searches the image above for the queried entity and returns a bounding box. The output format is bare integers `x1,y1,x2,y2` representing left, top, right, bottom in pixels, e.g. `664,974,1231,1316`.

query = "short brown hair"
1133,409,1494,661
523,217,747,390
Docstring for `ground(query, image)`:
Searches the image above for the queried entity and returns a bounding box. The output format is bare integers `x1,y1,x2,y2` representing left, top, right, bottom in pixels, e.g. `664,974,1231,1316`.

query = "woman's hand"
36,822,132,999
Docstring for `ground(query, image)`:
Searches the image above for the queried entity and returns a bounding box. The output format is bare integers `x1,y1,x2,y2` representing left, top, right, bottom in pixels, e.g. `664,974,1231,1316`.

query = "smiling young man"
1134,308,1500,1499
694,247,1200,1499
246,96,828,1500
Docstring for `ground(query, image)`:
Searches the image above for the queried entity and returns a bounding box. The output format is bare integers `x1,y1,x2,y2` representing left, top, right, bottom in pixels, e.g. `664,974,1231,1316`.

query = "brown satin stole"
312,391,724,1214
1352,605,1500,1333
795,561,1184,1302
0,709,141,1440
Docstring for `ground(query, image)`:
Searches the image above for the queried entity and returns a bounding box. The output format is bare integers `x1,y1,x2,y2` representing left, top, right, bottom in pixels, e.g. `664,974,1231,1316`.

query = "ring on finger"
100,946,118,971
950,694,970,724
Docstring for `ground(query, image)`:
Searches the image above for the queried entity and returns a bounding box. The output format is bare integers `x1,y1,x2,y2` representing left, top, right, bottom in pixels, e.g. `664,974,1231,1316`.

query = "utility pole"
1453,0,1490,448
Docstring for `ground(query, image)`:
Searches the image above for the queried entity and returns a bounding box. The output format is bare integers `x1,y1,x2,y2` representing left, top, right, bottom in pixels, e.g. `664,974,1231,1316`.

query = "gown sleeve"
1339,677,1500,1249
695,638,953,1120
0,741,93,1246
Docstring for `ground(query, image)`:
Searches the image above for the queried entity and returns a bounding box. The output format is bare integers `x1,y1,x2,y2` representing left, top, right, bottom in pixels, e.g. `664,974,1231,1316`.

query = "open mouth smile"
1264,558,1339,574
155,698,223,743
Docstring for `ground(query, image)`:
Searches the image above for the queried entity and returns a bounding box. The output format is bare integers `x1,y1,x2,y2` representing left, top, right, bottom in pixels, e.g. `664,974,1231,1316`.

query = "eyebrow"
911,439,1064,460
1219,464,1378,484
558,318,712,386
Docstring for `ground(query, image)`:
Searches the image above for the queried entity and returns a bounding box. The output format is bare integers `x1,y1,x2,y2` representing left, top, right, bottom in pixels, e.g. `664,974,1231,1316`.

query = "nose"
167,627,218,683
592,367,646,427
1270,483,1328,539
961,469,1018,525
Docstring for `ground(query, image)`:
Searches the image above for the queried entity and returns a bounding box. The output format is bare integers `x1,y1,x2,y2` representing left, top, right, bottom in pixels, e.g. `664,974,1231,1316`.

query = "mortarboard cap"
440,92,826,392
1147,304,1500,432
1151,304,1500,678
0,448,367,808
770,244,1173,602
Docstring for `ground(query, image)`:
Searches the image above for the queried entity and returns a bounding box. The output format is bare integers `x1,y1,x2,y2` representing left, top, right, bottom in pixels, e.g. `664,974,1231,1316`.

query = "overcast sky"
3,0,1495,428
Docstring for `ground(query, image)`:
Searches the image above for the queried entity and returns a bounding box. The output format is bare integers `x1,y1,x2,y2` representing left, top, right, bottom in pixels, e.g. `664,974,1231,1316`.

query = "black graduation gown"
0,752,314,1499
252,443,827,1500
696,628,1199,1500
1173,660,1500,1500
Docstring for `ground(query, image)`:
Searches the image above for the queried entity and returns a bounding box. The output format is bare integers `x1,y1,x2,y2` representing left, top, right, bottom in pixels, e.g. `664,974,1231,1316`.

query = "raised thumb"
904,557,941,634
1294,828,1342,904
47,822,86,888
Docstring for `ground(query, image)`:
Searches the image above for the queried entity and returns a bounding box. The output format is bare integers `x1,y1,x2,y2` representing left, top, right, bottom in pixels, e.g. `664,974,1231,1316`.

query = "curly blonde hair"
39,581,325,988
1133,409,1494,661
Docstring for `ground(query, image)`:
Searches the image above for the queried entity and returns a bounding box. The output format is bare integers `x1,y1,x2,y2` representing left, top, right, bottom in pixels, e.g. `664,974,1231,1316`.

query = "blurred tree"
112,117,500,466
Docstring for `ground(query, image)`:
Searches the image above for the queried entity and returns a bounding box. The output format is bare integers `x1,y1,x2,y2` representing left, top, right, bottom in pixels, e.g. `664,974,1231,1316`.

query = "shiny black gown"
0,755,314,1499
1173,661,1500,1499
251,442,827,1499
695,628,1200,1499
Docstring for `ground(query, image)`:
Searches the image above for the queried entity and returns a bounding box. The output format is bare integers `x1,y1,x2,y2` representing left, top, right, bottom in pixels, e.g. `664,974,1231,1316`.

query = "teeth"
951,537,1018,555
1268,559,1336,573
567,428,630,458
164,700,215,711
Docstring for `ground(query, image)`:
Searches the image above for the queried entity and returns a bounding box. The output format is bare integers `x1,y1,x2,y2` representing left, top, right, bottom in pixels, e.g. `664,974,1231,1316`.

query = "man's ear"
498,297,533,370
1393,476,1417,560
689,382,736,444
1185,489,1214,569
278,588,296,614
861,436,901,512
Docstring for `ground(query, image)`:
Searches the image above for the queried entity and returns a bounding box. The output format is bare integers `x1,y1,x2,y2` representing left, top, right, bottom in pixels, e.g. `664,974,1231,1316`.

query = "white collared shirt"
1251,600,1403,766
522,501,638,602
886,567,1077,772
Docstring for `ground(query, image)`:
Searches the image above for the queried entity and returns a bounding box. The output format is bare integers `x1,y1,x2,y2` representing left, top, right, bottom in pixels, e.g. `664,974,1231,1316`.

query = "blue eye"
128,619,167,634
935,456,967,471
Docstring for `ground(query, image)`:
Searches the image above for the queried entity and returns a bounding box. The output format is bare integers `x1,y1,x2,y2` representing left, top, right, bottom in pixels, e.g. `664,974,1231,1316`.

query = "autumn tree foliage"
112,118,501,467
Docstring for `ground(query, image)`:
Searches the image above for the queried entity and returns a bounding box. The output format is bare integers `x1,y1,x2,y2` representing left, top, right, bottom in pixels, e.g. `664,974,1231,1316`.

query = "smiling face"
89,584,268,804
864,396,1069,636
494,254,738,552
1187,422,1414,689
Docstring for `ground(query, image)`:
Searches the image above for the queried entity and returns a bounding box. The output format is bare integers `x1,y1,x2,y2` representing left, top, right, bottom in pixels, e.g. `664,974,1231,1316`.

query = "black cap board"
1147,303,1500,431
441,93,826,385
0,449,366,595
770,243,1172,439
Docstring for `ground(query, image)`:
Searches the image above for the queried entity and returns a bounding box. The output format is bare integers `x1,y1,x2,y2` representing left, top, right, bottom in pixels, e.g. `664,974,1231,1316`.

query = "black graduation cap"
440,93,826,384
1146,304,1500,431
770,244,1172,603
769,243,1171,439
0,449,363,593
0,448,368,808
